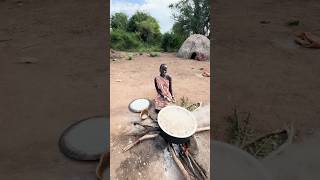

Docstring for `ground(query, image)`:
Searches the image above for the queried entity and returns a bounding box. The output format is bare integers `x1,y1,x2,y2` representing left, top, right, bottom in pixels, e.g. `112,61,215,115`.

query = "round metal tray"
59,116,108,161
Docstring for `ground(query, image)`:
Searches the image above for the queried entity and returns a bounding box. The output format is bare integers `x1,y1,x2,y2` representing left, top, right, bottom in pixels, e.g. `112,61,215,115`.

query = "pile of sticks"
168,143,207,180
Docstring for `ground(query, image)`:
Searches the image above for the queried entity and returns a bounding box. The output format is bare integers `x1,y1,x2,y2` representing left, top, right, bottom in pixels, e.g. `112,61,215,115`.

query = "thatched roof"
177,34,210,61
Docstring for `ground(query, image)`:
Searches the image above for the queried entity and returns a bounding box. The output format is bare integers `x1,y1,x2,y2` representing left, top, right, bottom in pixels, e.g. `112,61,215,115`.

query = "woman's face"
160,65,167,76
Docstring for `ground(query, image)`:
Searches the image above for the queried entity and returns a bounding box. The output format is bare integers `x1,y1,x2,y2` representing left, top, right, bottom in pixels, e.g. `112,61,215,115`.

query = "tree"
137,18,161,43
169,0,210,37
127,12,150,32
172,22,189,39
111,12,128,30
127,11,161,44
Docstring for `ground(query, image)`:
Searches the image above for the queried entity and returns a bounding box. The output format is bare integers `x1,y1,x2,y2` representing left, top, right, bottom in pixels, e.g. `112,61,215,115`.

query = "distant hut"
177,34,210,61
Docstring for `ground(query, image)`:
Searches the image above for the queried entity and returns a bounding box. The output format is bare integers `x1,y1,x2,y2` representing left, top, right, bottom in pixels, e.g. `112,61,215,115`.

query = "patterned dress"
154,75,172,110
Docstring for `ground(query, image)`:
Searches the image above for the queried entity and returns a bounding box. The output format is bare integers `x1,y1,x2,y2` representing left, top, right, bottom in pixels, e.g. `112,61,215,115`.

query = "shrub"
111,29,142,51
127,53,133,60
150,52,160,57
137,46,162,53
161,32,185,52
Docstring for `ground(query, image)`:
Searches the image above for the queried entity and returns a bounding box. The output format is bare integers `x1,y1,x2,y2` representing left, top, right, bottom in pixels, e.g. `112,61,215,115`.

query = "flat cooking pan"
157,105,197,144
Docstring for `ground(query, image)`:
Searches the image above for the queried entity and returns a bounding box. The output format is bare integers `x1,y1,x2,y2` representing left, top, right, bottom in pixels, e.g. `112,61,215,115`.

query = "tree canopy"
111,12,128,30
169,0,210,37
128,11,161,44
110,11,162,51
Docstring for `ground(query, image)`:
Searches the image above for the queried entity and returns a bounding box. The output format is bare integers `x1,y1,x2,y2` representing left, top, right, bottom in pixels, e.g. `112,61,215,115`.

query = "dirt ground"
110,53,210,180
213,0,320,141
110,53,210,133
0,0,107,179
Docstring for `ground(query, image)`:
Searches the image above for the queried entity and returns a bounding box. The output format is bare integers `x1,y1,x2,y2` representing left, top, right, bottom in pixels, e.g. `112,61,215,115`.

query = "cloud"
110,0,180,33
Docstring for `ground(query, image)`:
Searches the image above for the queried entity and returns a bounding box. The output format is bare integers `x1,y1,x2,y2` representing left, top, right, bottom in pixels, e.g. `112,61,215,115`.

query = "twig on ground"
132,122,160,137
133,122,159,130
122,133,159,152
195,126,210,133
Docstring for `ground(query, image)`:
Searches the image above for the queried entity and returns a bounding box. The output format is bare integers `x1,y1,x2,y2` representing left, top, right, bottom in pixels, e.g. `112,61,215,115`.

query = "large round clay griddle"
213,141,272,180
59,116,108,161
128,98,151,113
158,105,197,138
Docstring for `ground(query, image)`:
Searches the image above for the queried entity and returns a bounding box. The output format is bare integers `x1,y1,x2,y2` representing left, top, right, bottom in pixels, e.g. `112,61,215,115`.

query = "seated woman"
154,64,175,113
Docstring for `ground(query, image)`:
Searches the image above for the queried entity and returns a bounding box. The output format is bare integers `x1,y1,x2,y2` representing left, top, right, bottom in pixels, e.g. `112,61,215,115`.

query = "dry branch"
122,133,159,152
196,126,210,133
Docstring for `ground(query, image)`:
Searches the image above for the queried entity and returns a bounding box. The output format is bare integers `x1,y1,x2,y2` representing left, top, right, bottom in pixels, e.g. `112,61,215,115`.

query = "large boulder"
177,34,210,61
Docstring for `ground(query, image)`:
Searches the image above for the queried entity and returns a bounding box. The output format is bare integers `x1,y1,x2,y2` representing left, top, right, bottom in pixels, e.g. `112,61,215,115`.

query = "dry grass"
226,108,291,159
226,108,255,147
178,97,201,112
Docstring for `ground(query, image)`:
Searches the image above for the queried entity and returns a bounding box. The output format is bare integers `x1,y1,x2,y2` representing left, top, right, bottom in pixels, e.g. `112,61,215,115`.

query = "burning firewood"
118,105,210,179
168,144,192,180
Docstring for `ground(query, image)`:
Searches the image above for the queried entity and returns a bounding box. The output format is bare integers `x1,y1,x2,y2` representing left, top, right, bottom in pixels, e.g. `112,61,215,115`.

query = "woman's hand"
165,96,172,102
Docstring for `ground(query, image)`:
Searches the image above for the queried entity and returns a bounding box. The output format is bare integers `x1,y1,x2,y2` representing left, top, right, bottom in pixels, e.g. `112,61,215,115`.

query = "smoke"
192,104,210,128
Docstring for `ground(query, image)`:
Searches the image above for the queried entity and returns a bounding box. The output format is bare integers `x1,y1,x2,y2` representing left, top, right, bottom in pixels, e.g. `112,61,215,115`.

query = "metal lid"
128,98,150,113
59,116,108,161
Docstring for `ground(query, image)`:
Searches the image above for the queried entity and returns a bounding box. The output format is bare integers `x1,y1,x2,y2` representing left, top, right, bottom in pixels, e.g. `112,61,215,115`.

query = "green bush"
150,52,160,57
111,29,142,51
138,46,162,53
161,32,185,52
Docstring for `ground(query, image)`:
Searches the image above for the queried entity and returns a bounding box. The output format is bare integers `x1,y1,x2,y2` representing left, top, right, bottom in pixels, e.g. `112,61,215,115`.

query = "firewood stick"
122,133,159,152
168,145,192,180
188,153,207,179
196,126,210,133
134,129,160,137
133,122,159,129
185,153,199,179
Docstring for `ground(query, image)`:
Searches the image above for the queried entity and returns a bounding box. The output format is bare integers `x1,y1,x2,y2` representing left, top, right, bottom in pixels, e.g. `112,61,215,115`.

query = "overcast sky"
110,0,180,33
